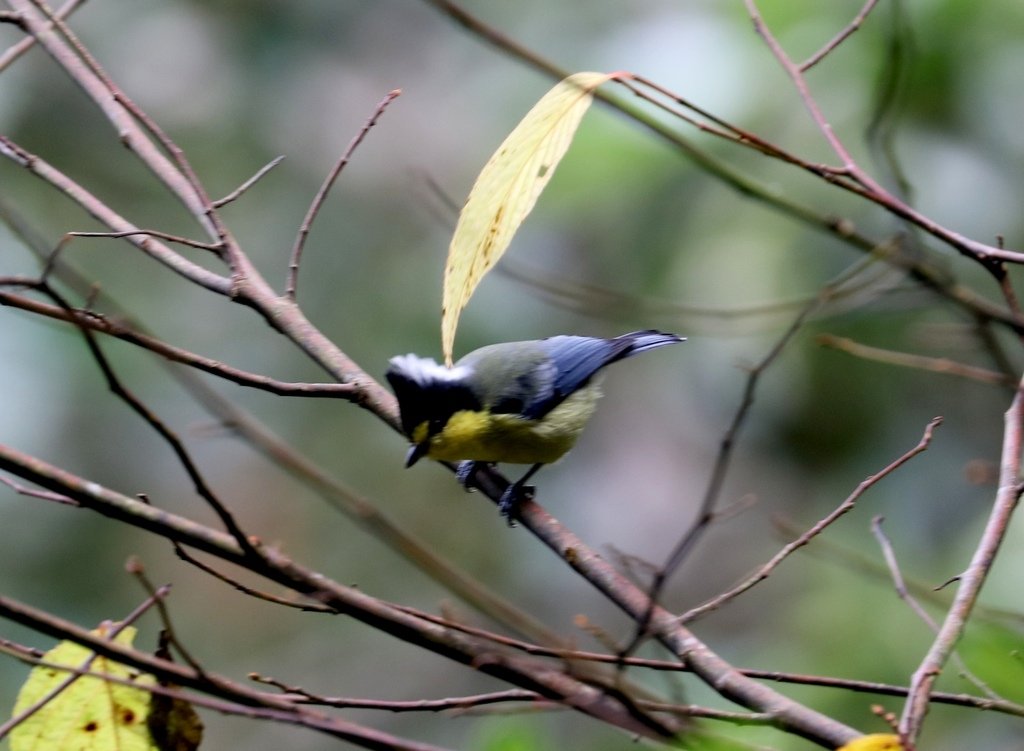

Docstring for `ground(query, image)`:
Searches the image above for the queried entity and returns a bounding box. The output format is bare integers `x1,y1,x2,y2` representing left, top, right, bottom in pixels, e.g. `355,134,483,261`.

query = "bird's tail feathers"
612,330,686,358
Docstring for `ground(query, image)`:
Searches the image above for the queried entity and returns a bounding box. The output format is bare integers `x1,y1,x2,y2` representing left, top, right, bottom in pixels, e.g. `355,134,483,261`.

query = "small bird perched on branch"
386,330,684,521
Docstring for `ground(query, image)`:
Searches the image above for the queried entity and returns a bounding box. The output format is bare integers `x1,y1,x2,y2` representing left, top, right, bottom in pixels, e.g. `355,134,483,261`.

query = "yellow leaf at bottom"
10,625,169,751
837,733,903,751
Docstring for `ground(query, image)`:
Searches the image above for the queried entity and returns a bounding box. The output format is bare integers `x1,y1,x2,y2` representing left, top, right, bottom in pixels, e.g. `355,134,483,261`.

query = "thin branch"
639,702,774,725
0,0,84,72
0,474,78,505
417,172,916,332
36,281,261,559
742,0,1022,273
680,418,942,624
4,6,402,426
126,558,206,676
394,577,1024,719
0,288,357,398
771,516,1024,629
0,639,44,660
458,472,862,746
253,675,774,726
744,0,882,188
171,542,331,613
818,334,1016,389
26,0,230,243
899,378,1024,740
800,0,882,72
5,3,403,426
286,89,401,300
871,517,1002,702
0,134,231,293
212,155,286,209
254,676,543,713
628,253,900,649
67,229,223,253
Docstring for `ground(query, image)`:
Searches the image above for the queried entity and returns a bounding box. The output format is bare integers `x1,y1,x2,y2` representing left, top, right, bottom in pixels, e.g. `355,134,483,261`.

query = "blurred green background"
1,1,1023,749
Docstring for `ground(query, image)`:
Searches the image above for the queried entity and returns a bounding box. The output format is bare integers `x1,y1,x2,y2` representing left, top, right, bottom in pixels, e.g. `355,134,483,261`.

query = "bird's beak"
405,442,429,468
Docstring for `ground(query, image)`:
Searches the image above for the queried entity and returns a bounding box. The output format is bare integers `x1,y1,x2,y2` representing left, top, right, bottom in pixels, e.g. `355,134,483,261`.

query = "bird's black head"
385,354,482,465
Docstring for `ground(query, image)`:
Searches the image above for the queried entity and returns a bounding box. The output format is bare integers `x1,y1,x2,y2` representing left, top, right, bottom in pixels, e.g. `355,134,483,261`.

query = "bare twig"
286,89,401,300
742,0,1023,272
771,517,1024,629
67,229,223,253
680,417,942,624
899,378,1024,741
35,281,261,559
28,0,232,242
800,0,882,72
1,199,562,651
254,676,543,713
12,0,219,237
0,288,357,399
5,3,401,429
627,253,898,649
0,474,77,505
212,155,286,209
469,491,861,745
387,607,1024,717
126,558,206,675
817,334,1017,389
171,542,331,613
871,517,1002,702
745,0,885,192
0,0,84,72
0,134,231,293
252,675,774,725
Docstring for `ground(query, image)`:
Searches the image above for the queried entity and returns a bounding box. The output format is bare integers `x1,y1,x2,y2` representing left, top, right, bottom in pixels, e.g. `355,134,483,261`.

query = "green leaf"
441,71,616,365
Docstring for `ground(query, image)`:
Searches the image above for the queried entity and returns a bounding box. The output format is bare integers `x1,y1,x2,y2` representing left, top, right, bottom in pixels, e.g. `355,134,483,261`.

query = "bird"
385,330,684,520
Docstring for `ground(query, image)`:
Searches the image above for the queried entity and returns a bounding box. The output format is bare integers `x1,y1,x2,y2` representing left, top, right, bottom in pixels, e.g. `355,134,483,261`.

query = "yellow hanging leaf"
9,624,201,751
837,733,903,751
441,71,617,365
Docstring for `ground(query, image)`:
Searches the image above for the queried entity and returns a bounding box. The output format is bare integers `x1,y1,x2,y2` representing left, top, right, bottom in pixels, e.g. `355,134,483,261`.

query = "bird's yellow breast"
419,384,601,465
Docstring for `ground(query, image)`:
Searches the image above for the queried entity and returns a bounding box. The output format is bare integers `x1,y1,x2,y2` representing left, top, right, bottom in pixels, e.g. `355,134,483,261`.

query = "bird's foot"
498,482,534,526
455,460,487,491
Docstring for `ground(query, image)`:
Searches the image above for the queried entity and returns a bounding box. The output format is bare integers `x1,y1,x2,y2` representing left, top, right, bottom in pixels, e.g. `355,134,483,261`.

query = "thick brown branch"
0,446,679,740
0,594,452,751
